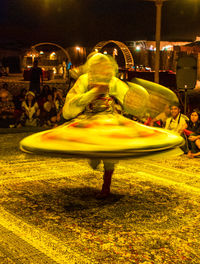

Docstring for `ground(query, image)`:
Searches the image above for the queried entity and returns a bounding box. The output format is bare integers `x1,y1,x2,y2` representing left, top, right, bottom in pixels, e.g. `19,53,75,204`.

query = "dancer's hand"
91,84,109,95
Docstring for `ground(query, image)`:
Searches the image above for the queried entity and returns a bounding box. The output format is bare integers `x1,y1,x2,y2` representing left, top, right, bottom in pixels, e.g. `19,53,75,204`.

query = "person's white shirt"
21,101,39,120
165,113,187,134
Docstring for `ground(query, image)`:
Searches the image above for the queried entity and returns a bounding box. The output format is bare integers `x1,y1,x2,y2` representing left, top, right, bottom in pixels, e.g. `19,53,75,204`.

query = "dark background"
0,0,199,47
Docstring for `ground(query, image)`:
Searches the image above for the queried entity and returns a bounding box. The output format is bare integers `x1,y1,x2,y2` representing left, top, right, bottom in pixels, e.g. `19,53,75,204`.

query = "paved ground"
1,132,200,263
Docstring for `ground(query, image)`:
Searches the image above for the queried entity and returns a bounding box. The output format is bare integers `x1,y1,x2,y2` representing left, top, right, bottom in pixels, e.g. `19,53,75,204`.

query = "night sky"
0,0,200,47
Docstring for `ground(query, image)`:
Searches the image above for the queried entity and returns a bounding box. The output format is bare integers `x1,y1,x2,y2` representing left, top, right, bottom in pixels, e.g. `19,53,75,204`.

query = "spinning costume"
20,53,184,198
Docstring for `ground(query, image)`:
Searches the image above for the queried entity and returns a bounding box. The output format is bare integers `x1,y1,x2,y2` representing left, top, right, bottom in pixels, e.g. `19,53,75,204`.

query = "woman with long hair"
184,109,200,158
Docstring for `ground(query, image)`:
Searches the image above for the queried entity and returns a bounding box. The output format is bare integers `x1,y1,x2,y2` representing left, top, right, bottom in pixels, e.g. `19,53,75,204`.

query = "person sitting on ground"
13,88,27,122
165,103,187,135
19,91,40,127
152,104,171,128
0,83,10,98
43,93,59,127
0,67,8,77
184,109,200,158
37,84,51,113
0,90,15,128
0,82,9,91
54,88,65,124
14,88,27,110
40,84,53,99
165,103,188,153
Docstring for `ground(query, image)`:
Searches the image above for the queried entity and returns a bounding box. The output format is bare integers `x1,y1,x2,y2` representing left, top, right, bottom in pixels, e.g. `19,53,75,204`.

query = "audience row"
148,103,200,158
0,85,200,158
0,85,65,129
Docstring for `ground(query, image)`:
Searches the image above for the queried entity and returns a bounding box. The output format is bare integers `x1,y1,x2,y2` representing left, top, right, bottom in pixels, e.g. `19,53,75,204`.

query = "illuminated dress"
20,53,184,198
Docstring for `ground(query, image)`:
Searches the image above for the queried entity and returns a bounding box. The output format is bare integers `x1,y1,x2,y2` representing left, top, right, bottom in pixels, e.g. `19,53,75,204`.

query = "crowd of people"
1,80,200,159
0,84,66,129
1,56,200,161
149,103,200,158
1,81,200,159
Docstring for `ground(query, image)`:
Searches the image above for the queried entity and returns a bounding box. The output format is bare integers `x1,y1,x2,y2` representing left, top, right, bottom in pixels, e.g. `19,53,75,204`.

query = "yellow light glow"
50,52,57,60
113,48,118,56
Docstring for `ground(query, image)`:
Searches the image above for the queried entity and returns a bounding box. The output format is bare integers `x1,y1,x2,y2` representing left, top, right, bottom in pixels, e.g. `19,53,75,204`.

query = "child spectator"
19,91,40,127
0,90,15,128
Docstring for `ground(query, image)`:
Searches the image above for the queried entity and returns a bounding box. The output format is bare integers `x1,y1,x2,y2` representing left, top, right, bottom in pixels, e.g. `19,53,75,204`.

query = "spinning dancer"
61,53,180,198
20,53,184,199
62,53,131,198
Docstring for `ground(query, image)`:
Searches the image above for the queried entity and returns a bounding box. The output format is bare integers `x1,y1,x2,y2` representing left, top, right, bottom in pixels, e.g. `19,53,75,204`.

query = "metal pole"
154,0,163,84
184,84,187,115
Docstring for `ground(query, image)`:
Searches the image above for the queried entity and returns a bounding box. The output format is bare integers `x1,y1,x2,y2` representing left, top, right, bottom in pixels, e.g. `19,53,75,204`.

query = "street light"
76,46,81,65
146,0,168,83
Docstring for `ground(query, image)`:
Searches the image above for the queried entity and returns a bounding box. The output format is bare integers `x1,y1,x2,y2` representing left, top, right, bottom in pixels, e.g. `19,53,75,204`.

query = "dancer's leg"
96,160,115,199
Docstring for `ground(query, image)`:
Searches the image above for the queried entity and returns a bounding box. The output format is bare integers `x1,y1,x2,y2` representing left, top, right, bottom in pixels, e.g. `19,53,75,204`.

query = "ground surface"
1,132,200,263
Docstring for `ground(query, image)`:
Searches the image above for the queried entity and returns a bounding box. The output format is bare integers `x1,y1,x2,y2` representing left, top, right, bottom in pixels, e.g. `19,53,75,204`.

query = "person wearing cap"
63,53,129,199
19,91,40,127
165,103,187,135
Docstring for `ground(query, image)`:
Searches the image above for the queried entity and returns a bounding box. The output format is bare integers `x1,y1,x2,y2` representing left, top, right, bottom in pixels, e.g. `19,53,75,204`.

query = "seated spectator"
165,103,187,135
0,67,8,77
54,88,65,124
0,90,16,128
14,88,27,110
42,93,59,127
0,83,9,96
152,104,171,128
13,88,27,122
38,84,53,111
184,110,200,158
40,84,53,98
18,91,40,127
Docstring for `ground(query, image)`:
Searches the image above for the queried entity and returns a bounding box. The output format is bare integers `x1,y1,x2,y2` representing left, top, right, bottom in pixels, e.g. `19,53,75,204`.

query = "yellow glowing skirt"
20,114,184,159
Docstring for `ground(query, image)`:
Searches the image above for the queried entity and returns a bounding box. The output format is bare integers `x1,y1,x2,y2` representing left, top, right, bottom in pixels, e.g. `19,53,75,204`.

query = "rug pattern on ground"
1,133,200,263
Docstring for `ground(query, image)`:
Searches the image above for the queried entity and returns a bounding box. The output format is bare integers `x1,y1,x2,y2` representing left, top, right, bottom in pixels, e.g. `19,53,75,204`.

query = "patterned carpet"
0,132,200,263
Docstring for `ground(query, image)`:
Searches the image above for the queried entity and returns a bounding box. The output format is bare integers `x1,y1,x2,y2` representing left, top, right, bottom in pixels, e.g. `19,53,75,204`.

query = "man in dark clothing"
29,60,43,96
